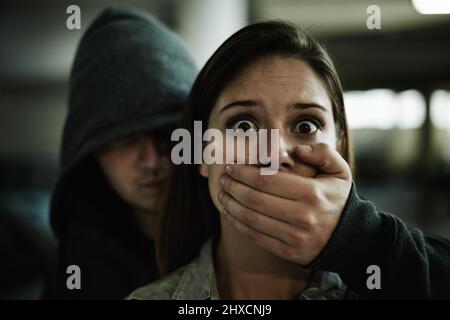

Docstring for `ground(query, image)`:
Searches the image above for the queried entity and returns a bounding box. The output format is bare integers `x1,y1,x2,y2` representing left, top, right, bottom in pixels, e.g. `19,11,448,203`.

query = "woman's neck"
214,220,313,300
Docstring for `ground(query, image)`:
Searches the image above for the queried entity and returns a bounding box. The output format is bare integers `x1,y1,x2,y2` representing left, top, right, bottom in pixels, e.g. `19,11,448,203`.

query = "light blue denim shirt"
127,238,349,300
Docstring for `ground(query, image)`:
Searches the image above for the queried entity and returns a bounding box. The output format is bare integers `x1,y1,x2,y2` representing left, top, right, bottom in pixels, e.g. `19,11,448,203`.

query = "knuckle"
246,228,261,241
255,175,270,190
302,214,317,229
304,185,318,203
291,213,305,226
293,213,313,229
223,176,233,192
244,190,261,208
280,244,299,262
289,230,305,244
318,142,331,153
241,209,258,226
222,193,231,209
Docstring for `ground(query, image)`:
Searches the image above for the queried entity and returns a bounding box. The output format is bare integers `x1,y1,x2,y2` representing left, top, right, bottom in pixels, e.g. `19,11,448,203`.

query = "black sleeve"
42,226,156,300
306,183,450,299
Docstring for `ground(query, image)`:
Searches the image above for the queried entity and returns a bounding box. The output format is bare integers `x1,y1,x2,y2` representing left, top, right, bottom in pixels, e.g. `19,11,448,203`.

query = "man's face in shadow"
96,128,172,215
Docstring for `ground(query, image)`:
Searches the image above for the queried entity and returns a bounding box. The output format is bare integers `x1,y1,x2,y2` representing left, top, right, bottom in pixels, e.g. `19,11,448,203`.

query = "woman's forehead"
215,55,332,114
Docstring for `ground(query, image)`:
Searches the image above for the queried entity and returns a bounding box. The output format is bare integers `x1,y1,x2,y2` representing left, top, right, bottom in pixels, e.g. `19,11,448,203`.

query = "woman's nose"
277,135,296,172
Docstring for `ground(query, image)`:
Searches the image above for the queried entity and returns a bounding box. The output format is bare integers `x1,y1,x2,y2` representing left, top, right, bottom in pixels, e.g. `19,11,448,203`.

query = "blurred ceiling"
0,0,170,87
0,0,449,90
323,21,450,90
251,0,450,36
251,0,450,90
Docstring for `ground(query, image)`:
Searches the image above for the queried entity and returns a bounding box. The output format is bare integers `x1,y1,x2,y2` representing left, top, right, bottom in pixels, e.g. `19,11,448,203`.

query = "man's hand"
218,143,352,265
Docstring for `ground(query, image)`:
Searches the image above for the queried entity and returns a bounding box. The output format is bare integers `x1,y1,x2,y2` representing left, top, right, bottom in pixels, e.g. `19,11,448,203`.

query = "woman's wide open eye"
294,119,322,135
225,114,258,132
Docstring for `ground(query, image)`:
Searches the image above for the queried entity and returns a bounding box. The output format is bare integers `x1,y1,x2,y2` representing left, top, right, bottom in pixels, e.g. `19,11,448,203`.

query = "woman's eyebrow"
219,100,258,113
219,100,329,113
290,102,329,113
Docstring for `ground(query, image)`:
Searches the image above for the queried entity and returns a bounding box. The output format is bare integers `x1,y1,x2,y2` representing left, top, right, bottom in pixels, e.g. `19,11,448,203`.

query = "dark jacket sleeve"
42,226,157,300
307,184,450,299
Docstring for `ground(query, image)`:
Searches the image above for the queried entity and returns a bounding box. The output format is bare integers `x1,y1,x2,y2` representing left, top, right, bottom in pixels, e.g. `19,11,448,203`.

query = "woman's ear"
198,163,209,178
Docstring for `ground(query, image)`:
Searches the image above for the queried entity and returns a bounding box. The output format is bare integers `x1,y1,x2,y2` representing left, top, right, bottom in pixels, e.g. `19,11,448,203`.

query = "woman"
128,21,450,299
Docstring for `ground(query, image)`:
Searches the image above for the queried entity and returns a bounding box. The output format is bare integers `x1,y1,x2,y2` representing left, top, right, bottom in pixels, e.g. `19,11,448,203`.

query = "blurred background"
0,0,449,299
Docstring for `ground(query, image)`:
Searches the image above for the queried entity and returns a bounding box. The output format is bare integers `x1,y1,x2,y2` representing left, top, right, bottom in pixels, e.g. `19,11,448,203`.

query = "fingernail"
218,190,224,202
226,165,232,174
220,175,226,186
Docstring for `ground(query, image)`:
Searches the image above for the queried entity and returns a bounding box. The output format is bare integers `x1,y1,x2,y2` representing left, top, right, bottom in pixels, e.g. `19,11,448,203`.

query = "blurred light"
344,89,426,129
431,90,450,133
176,0,248,68
412,0,450,14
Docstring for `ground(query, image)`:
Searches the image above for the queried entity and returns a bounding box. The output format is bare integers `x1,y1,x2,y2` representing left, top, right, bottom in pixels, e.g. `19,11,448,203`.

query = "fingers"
226,143,351,201
220,187,309,244
295,143,351,180
225,164,316,201
220,174,318,226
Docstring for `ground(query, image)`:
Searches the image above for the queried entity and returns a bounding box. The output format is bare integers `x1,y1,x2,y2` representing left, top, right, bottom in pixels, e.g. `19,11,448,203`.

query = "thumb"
295,143,351,180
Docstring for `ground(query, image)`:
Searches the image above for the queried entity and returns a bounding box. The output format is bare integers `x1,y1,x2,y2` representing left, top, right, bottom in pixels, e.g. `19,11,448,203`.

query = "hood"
50,6,197,239
62,5,197,173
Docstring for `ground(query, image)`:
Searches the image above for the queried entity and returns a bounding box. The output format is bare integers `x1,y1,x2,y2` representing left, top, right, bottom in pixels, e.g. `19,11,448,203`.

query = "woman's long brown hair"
156,21,354,275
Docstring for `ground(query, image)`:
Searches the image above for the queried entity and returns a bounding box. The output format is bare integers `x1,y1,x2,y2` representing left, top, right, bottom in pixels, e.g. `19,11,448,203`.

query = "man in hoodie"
43,6,197,299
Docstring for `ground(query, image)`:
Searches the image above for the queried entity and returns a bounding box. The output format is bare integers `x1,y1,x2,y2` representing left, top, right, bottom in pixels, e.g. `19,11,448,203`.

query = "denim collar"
171,238,347,300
